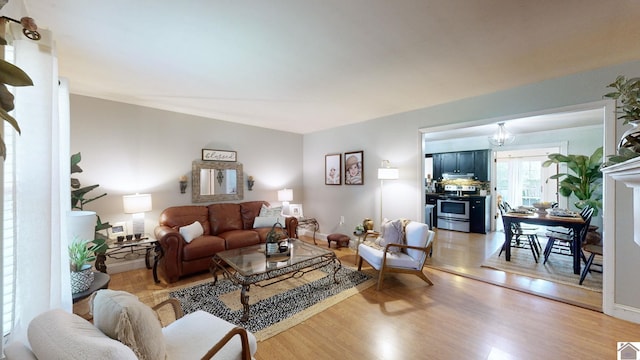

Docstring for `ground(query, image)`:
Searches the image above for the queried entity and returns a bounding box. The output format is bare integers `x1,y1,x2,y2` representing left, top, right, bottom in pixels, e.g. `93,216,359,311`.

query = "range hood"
442,173,475,180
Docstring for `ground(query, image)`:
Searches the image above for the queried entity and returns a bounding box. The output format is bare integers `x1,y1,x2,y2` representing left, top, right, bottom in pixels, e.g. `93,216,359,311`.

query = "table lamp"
123,193,152,235
278,188,293,215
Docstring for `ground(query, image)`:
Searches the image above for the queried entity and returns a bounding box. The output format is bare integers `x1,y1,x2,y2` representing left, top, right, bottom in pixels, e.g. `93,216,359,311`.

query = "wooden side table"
297,217,320,245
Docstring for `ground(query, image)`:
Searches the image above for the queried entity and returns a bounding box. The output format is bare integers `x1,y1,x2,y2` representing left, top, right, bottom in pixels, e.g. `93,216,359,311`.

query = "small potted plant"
68,237,106,294
354,224,365,235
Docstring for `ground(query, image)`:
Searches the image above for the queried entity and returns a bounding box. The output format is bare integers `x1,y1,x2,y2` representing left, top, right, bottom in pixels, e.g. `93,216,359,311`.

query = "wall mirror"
192,160,244,203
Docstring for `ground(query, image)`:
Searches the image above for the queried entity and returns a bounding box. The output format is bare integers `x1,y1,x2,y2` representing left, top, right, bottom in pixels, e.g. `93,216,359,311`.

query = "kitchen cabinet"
432,150,490,181
469,196,490,234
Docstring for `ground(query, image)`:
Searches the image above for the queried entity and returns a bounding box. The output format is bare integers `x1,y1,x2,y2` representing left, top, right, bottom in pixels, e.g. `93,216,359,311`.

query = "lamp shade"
277,188,293,202
123,194,152,214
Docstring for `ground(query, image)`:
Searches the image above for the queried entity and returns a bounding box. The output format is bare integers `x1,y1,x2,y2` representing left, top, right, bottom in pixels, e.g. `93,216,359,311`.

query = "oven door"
437,199,470,220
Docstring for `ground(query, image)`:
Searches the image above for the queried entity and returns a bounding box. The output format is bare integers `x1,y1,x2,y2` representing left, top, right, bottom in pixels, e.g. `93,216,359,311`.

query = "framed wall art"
344,150,363,185
202,149,237,162
325,153,342,185
108,221,127,239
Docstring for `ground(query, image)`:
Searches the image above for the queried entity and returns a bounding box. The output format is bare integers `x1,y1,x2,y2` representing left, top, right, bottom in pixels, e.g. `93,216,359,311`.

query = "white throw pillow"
253,216,285,228
259,204,283,217
375,218,404,253
91,289,166,360
179,221,204,243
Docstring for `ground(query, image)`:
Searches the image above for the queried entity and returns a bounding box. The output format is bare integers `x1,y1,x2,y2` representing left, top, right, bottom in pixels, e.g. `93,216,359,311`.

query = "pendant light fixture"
488,122,515,147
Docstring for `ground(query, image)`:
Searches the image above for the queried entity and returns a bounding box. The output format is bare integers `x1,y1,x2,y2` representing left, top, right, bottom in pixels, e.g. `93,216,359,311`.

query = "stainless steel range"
437,184,476,232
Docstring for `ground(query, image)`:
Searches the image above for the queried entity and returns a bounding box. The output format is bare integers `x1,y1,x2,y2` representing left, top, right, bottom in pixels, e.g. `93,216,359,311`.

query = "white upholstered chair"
357,221,435,290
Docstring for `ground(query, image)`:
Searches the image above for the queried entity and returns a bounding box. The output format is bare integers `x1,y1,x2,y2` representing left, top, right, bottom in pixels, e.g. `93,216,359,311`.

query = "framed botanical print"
325,154,342,185
344,151,363,185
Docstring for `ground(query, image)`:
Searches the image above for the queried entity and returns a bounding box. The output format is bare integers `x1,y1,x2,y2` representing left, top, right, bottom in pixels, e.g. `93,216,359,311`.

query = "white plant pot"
68,210,96,242
70,265,94,294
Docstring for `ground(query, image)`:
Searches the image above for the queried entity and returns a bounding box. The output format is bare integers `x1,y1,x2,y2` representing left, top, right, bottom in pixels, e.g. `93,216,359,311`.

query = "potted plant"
542,147,603,215
68,237,107,294
354,224,365,235
603,75,640,166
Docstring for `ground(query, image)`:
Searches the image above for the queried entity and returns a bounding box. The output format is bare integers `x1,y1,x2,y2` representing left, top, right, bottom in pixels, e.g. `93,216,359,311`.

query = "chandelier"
488,122,515,147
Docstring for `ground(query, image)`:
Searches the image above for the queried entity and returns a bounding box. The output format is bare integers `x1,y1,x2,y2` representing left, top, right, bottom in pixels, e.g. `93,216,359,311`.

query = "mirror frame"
192,160,244,203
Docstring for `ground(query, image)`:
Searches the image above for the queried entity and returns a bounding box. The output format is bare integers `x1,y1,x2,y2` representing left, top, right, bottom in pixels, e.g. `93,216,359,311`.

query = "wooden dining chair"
498,201,542,262
580,231,603,285
543,207,594,265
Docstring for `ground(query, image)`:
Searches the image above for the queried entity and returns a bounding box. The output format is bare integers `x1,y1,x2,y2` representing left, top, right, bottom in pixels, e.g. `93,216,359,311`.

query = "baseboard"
103,257,147,274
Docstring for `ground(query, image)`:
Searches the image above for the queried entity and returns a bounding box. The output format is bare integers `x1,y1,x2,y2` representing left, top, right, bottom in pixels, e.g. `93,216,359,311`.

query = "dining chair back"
543,207,594,265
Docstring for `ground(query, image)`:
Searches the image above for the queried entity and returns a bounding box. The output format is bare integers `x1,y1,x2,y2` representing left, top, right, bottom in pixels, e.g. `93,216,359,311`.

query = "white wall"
70,95,303,236
302,59,640,319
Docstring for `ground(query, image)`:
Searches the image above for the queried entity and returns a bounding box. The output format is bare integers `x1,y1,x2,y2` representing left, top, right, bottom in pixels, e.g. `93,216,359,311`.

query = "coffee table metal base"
210,252,341,322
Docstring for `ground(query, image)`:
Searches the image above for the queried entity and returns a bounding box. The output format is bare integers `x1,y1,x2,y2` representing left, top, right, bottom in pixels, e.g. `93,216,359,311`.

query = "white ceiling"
19,0,640,134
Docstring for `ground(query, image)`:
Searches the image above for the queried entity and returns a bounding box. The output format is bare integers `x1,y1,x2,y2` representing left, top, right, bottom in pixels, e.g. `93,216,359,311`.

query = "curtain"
6,25,69,345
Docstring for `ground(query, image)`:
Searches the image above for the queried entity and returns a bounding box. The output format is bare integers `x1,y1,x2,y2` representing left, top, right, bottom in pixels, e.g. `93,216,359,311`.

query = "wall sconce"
247,176,255,191
123,193,152,236
378,160,399,225
278,188,293,215
179,176,188,194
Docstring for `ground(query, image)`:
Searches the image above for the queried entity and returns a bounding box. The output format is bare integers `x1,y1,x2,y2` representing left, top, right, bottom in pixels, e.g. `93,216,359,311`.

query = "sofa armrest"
284,216,299,238
154,225,185,283
202,327,252,360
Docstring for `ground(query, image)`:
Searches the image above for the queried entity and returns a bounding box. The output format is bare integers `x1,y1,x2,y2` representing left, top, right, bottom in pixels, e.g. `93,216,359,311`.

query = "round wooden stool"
327,233,350,248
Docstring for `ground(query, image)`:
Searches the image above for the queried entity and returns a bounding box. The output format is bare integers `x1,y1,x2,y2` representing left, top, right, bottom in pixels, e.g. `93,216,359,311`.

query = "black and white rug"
169,265,375,340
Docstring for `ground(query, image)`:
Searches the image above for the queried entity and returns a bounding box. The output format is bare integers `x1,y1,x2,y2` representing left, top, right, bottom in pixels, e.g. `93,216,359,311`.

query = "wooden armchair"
153,298,255,360
357,221,435,290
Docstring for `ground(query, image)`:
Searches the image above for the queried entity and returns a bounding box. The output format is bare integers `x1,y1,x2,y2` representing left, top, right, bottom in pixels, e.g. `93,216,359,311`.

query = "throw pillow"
91,289,166,360
375,218,405,253
259,204,283,217
179,221,204,243
253,216,285,228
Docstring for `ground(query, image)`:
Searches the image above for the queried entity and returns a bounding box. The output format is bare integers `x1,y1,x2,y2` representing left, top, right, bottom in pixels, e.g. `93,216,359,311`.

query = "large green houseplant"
603,75,640,166
542,147,603,215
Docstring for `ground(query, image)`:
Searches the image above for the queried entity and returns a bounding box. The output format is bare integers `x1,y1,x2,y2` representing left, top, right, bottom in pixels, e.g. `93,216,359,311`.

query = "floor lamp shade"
123,194,152,235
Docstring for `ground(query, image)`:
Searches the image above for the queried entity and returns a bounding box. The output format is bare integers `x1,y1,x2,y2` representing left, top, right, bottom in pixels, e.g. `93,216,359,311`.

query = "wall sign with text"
202,149,237,162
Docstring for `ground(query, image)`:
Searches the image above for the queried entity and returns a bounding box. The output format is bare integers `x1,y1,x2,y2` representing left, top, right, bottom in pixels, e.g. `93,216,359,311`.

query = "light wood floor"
101,231,634,360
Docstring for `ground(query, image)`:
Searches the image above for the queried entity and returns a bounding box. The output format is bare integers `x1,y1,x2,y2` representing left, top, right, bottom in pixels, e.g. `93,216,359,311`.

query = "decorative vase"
363,218,374,231
70,265,94,294
618,120,640,154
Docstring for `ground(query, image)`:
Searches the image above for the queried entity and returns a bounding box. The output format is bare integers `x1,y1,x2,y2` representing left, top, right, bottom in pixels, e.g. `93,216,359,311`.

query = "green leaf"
0,59,33,86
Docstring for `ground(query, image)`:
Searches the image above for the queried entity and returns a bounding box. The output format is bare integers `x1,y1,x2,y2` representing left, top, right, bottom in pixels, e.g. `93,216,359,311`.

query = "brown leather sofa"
154,201,298,283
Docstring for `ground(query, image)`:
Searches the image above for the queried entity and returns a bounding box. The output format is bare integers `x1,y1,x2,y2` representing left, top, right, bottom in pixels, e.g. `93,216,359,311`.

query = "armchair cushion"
374,218,406,253
162,310,258,360
27,309,137,360
179,220,204,243
358,244,421,270
91,290,166,360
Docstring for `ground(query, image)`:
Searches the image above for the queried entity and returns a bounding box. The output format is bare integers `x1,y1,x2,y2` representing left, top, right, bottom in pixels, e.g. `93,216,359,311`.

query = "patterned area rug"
481,239,602,292
169,265,376,341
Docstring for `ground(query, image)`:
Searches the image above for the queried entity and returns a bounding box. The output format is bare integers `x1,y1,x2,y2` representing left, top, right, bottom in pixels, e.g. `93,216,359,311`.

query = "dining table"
501,211,586,274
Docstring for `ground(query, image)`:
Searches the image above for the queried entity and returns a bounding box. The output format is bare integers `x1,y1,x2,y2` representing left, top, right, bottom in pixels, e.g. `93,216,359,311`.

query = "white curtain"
7,26,69,345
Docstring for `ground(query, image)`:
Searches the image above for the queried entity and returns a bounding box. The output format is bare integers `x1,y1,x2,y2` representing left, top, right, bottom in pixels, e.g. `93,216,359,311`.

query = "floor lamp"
378,160,399,226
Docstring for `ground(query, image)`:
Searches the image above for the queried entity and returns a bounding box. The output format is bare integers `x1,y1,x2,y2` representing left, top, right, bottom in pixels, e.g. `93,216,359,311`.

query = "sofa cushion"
219,230,261,249
162,310,257,360
208,203,243,234
240,201,269,229
91,289,166,360
253,216,285,228
160,206,211,236
27,308,137,360
259,204,283,217
179,220,204,243
182,235,226,261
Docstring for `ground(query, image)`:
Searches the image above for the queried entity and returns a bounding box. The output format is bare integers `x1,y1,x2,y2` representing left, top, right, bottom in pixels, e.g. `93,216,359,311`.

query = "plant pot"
70,265,94,294
618,119,640,154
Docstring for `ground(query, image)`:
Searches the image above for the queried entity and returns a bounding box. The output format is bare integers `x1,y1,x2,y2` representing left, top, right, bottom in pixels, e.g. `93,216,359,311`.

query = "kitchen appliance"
437,198,471,232
437,184,476,232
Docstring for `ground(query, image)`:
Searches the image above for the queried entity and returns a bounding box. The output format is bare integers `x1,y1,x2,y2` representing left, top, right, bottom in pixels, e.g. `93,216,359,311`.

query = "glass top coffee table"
210,238,341,322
